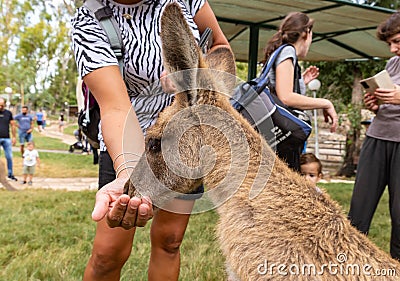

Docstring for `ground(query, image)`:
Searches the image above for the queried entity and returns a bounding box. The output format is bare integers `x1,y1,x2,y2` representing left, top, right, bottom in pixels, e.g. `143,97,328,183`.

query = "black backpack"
230,44,312,149
77,0,124,149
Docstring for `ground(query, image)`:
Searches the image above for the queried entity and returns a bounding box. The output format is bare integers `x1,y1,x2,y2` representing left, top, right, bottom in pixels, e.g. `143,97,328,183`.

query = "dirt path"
38,123,77,145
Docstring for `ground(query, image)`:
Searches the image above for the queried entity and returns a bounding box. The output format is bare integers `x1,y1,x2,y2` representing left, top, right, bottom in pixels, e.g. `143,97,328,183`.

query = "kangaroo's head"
124,3,262,210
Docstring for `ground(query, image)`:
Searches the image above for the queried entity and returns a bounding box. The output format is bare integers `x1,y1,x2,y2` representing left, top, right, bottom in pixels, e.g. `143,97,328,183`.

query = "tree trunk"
336,127,360,177
336,65,363,177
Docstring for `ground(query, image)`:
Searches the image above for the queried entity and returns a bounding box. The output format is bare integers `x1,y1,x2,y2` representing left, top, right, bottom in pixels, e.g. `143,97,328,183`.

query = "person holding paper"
348,11,400,260
371,57,400,105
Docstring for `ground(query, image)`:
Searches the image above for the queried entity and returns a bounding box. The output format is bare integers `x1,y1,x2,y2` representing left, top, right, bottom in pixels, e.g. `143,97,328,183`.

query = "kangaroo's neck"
201,113,276,204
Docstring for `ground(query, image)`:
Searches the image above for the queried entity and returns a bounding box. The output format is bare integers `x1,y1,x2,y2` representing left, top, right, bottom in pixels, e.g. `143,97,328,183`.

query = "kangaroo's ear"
205,47,237,93
161,3,200,73
205,47,236,76
161,3,203,106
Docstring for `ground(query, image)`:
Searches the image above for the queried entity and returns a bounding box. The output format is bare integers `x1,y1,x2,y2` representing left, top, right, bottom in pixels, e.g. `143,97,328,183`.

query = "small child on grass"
300,152,323,188
22,142,40,185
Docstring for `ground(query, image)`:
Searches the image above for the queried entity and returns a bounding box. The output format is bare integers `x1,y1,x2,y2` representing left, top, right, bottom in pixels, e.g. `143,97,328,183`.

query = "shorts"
36,121,43,126
19,131,32,144
23,165,35,175
98,151,203,199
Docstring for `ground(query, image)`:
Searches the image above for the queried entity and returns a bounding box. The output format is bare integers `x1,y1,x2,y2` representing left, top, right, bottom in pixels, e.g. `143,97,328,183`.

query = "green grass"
63,123,79,135
0,183,392,280
2,123,99,178
31,130,70,151
11,151,98,178
0,190,224,281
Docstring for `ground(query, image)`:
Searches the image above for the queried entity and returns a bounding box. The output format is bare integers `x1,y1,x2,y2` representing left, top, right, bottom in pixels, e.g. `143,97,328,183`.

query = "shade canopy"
210,0,395,65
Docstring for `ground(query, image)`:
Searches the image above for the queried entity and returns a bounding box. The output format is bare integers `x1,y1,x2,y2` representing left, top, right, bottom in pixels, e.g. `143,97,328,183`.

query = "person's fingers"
160,74,177,93
160,76,167,90
324,113,329,123
365,99,378,110
330,119,338,133
142,196,153,212
106,195,130,228
135,204,152,227
120,197,141,230
92,192,111,222
165,78,177,93
135,197,153,227
371,104,379,112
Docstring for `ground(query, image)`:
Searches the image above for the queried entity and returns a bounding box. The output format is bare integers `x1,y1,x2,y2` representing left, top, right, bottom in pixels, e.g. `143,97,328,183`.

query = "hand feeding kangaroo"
123,3,400,280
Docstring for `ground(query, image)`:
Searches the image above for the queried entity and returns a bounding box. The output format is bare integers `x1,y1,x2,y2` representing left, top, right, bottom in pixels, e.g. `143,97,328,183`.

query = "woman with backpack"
70,0,233,280
263,12,338,172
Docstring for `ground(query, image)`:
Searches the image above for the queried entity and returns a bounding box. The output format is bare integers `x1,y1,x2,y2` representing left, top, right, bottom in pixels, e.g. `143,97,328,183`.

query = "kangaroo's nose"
147,138,161,152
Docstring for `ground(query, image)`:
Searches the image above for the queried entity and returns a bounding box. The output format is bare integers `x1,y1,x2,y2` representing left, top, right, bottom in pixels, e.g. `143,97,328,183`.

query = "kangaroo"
124,3,400,280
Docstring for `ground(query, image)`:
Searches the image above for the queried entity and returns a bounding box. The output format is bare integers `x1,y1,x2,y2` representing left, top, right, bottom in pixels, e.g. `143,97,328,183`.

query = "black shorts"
98,151,203,200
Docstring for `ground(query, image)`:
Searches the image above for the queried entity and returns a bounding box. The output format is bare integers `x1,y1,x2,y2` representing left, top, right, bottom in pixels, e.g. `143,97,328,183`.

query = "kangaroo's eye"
146,138,161,153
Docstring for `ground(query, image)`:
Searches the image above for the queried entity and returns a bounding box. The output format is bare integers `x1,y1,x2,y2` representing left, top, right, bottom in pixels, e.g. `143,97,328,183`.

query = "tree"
308,56,387,177
0,0,78,112
362,0,399,9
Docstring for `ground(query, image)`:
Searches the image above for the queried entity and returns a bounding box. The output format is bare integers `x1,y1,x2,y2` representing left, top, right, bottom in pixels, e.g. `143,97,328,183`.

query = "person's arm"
275,59,338,132
14,116,20,129
27,119,34,133
10,120,16,145
83,65,152,229
193,1,230,52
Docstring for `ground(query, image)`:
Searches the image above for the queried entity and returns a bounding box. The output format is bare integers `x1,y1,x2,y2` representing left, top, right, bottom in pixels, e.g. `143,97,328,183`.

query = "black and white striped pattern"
71,0,205,150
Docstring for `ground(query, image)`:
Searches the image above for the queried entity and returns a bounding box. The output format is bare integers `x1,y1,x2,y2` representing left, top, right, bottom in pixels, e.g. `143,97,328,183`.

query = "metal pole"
247,25,259,80
313,90,319,158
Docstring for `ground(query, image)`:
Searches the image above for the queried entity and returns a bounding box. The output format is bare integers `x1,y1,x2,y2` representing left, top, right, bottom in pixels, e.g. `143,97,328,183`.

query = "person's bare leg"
148,199,195,281
83,218,136,281
20,145,24,155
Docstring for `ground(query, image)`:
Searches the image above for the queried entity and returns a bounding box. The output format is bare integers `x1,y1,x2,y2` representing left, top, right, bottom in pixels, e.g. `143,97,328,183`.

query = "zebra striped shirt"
70,0,205,150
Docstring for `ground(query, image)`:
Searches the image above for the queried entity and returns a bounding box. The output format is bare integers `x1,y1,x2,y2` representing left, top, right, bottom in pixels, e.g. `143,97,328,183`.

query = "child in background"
300,153,323,187
58,113,65,133
22,142,40,185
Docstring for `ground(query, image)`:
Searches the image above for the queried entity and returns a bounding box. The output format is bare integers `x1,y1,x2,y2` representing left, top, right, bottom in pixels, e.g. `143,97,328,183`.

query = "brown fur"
125,3,400,280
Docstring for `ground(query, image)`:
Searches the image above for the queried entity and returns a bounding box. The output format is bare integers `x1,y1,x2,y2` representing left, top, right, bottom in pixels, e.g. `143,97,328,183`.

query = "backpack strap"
84,0,124,74
231,45,288,110
293,59,301,94
258,44,301,94
255,44,289,94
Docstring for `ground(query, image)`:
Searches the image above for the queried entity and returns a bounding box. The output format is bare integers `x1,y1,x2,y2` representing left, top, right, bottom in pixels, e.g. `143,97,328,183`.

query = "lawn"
0,182,393,280
11,151,98,178
1,124,98,178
